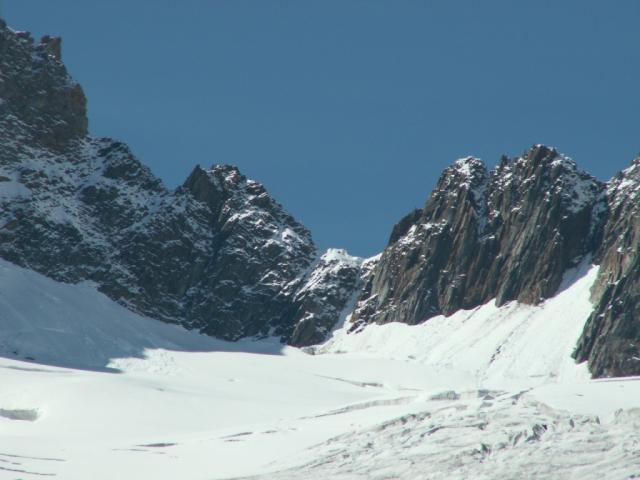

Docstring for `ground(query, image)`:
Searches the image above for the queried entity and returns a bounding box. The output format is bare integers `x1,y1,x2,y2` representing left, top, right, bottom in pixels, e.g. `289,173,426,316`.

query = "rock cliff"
574,158,640,376
0,22,360,344
350,146,606,328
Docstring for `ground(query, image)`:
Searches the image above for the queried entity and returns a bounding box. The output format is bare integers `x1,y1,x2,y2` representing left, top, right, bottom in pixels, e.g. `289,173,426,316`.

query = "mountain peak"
353,145,606,328
437,156,488,194
451,156,486,182
512,144,573,173
0,22,87,152
605,155,640,209
447,156,486,178
431,156,489,213
522,144,558,163
210,164,241,175
619,155,640,178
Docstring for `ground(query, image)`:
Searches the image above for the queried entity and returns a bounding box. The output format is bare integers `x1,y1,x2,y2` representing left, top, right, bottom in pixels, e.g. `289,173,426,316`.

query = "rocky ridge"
0,22,363,344
349,145,640,377
351,146,606,326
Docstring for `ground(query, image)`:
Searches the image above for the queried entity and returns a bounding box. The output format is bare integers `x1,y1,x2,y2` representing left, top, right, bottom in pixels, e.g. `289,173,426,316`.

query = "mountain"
0,21,363,345
350,146,605,326
1,20,640,379
351,146,640,378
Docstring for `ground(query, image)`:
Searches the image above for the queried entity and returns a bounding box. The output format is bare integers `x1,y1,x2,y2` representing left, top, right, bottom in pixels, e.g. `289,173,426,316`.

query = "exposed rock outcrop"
350,146,606,330
0,22,360,344
349,146,640,378
574,158,640,377
0,20,87,152
286,250,372,346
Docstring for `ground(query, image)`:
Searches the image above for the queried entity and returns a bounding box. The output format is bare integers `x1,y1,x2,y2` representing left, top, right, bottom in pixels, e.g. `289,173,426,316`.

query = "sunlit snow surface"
1,259,639,479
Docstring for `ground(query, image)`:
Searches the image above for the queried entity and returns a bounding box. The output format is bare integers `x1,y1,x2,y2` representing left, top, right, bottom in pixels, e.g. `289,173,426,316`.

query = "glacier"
1,259,639,479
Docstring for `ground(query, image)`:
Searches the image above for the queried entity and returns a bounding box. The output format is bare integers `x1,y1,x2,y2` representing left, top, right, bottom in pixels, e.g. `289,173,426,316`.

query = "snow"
318,261,597,390
449,157,487,197
452,156,479,179
295,249,363,296
0,172,31,199
204,164,314,263
552,156,604,214
321,248,362,266
1,259,639,479
0,259,214,371
0,138,169,246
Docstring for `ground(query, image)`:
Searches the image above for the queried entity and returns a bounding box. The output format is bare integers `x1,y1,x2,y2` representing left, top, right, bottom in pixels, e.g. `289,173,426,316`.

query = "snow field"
1,259,639,479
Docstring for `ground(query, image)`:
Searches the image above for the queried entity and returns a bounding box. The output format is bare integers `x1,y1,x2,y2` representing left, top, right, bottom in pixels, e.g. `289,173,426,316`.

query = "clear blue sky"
5,1,640,256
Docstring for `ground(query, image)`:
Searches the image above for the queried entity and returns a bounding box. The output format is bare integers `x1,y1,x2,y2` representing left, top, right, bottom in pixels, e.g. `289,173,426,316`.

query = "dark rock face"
574,158,640,377
0,21,87,152
351,146,640,378
0,134,320,340
350,146,606,329
285,250,369,347
0,22,361,344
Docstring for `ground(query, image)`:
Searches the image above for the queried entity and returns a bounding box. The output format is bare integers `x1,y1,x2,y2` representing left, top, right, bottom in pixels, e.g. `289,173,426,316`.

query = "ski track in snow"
1,259,640,479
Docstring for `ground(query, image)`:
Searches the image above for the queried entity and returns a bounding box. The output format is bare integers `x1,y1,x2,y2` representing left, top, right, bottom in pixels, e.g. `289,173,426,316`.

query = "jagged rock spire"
0,22,87,152
351,145,606,328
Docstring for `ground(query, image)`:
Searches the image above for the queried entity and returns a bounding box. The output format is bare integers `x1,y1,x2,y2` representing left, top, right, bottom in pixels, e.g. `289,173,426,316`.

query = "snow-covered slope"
0,258,221,370
319,262,597,389
2,259,640,479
